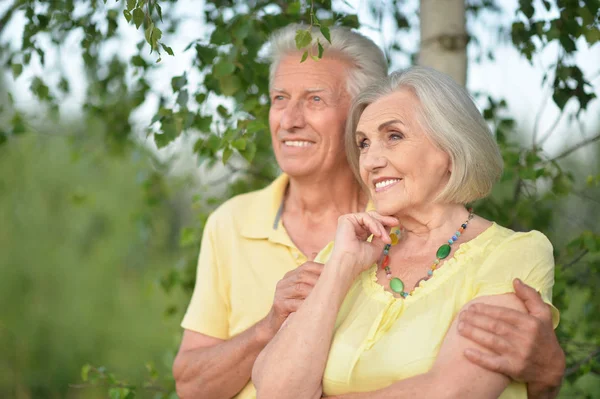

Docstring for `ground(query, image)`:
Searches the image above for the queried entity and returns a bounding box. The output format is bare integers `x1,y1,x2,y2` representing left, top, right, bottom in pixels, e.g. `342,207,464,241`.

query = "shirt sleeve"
181,213,231,339
472,230,559,328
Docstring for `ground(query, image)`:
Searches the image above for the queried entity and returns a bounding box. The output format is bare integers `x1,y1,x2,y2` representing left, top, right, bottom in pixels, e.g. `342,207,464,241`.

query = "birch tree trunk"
419,0,468,86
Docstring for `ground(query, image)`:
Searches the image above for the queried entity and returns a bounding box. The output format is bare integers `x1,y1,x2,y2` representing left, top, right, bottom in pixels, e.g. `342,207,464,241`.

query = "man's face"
269,54,352,179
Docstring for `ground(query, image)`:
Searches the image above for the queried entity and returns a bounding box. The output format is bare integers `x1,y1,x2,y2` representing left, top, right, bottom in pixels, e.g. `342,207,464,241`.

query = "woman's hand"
329,211,399,278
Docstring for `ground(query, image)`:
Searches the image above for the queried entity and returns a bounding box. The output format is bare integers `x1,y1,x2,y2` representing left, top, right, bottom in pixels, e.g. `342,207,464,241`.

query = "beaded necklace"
379,209,474,298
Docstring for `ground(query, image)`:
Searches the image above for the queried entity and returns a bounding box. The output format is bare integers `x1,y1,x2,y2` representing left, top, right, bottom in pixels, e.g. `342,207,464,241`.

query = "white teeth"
375,179,400,189
284,141,313,147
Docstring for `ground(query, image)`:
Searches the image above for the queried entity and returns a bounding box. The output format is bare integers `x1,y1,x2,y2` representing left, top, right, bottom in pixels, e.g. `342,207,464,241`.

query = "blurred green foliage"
0,131,183,398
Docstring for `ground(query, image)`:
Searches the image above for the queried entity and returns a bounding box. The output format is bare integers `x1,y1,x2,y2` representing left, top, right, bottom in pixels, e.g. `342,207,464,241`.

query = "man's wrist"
254,315,277,346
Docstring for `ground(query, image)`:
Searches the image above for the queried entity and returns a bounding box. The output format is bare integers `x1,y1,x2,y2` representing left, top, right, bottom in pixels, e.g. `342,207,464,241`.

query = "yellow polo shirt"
182,174,311,399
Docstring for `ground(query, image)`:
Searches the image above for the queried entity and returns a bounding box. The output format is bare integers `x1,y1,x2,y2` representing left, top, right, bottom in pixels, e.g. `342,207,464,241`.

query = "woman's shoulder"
469,222,553,257
468,222,555,284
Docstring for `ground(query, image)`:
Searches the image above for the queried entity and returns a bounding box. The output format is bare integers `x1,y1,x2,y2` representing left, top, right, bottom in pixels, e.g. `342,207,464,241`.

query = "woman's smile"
373,177,402,193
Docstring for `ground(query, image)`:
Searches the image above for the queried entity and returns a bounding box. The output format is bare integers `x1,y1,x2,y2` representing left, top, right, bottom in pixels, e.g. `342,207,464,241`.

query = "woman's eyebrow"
378,119,405,131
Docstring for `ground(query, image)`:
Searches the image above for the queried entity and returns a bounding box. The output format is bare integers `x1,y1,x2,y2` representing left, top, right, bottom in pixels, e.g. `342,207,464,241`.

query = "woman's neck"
395,203,471,251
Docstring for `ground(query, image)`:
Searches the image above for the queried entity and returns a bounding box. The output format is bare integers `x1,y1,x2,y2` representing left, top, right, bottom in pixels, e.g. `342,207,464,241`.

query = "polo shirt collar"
240,174,290,241
239,174,375,243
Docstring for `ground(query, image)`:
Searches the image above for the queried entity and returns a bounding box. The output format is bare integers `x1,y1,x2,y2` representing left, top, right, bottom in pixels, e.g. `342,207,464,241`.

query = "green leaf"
81,364,91,382
300,51,308,63
195,93,207,104
317,41,324,58
295,29,312,49
222,147,233,164
584,28,600,45
206,134,221,151
518,0,535,19
232,138,247,150
177,90,189,108
213,60,236,78
286,1,301,14
127,0,136,11
123,9,132,23
219,75,241,96
320,26,331,44
194,115,211,131
11,63,23,79
132,8,144,29
161,43,174,56
217,105,228,117
171,74,187,92
30,77,49,100
131,55,146,67
151,26,162,50
241,141,257,163
179,227,198,247
156,2,163,22
108,387,121,399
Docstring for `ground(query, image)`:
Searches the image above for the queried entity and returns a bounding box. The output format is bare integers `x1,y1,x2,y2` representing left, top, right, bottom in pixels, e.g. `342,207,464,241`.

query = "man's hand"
262,261,324,338
457,278,565,399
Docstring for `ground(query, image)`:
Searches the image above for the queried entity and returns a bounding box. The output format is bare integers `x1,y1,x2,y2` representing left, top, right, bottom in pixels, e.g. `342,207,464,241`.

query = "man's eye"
312,96,322,102
273,95,285,101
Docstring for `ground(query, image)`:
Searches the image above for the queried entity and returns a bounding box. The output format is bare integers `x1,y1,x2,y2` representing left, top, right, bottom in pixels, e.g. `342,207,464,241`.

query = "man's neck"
284,168,366,217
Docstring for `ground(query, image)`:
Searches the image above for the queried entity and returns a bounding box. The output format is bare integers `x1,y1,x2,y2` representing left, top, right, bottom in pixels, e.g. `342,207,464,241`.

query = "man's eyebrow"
270,88,327,93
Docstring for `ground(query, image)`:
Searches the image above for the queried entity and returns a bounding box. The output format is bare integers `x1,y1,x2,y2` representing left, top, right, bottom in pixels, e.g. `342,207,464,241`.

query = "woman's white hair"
267,24,388,98
346,66,503,204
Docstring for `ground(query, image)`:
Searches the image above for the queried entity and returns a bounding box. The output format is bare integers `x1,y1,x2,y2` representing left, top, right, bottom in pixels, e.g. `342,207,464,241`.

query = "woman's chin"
373,203,405,218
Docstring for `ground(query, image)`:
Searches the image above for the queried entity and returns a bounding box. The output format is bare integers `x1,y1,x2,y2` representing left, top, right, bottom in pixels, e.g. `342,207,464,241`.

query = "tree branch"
565,347,600,377
548,132,600,162
0,1,18,38
561,249,588,270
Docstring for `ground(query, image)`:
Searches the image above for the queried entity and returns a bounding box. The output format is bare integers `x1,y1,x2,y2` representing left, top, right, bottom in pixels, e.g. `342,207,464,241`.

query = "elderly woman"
252,66,559,399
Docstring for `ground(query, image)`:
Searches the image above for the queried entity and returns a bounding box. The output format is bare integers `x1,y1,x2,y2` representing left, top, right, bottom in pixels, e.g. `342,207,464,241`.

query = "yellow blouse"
314,223,559,398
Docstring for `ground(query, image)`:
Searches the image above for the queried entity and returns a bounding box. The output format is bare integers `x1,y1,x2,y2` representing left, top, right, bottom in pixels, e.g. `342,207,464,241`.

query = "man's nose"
280,100,306,131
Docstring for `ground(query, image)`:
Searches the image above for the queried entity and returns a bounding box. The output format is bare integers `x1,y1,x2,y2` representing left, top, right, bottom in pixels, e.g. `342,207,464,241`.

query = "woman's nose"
362,146,387,171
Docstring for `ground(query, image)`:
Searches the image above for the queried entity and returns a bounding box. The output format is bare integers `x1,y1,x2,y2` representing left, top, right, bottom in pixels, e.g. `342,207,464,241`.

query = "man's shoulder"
212,187,270,219
206,176,286,231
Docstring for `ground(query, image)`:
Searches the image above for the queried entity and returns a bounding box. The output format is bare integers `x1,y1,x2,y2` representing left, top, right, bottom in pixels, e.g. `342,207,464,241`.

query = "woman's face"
356,89,451,216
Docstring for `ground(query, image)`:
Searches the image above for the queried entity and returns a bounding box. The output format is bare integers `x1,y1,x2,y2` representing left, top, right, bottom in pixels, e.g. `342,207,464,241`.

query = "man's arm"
458,278,565,399
173,325,271,399
173,261,324,399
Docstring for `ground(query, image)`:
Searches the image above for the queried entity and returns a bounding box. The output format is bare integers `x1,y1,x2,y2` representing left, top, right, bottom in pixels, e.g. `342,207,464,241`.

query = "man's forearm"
173,320,273,399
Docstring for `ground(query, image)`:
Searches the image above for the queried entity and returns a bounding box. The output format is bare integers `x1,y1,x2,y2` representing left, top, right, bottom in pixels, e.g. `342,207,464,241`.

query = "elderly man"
173,25,565,399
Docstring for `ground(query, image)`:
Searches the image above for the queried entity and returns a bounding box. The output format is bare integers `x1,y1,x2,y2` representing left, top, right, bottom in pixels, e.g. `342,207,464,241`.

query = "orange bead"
458,227,465,233
382,255,390,267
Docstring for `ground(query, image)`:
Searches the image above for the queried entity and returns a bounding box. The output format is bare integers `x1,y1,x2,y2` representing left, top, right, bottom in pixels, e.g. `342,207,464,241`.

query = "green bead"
390,277,405,293
436,244,451,259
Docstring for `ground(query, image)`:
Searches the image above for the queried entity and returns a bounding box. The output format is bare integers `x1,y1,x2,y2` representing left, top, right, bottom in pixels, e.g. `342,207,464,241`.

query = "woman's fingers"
367,211,399,228
354,213,387,241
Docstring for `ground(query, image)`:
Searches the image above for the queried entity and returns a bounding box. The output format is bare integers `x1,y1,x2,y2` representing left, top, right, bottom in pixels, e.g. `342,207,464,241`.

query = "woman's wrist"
324,251,361,287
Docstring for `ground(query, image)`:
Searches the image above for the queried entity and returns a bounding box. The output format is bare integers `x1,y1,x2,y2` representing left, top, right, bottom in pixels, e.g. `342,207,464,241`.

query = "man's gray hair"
346,66,504,204
267,24,388,98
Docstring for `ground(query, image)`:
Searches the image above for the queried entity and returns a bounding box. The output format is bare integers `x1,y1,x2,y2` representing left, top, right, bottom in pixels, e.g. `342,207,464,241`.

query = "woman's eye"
357,139,369,149
389,132,404,140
